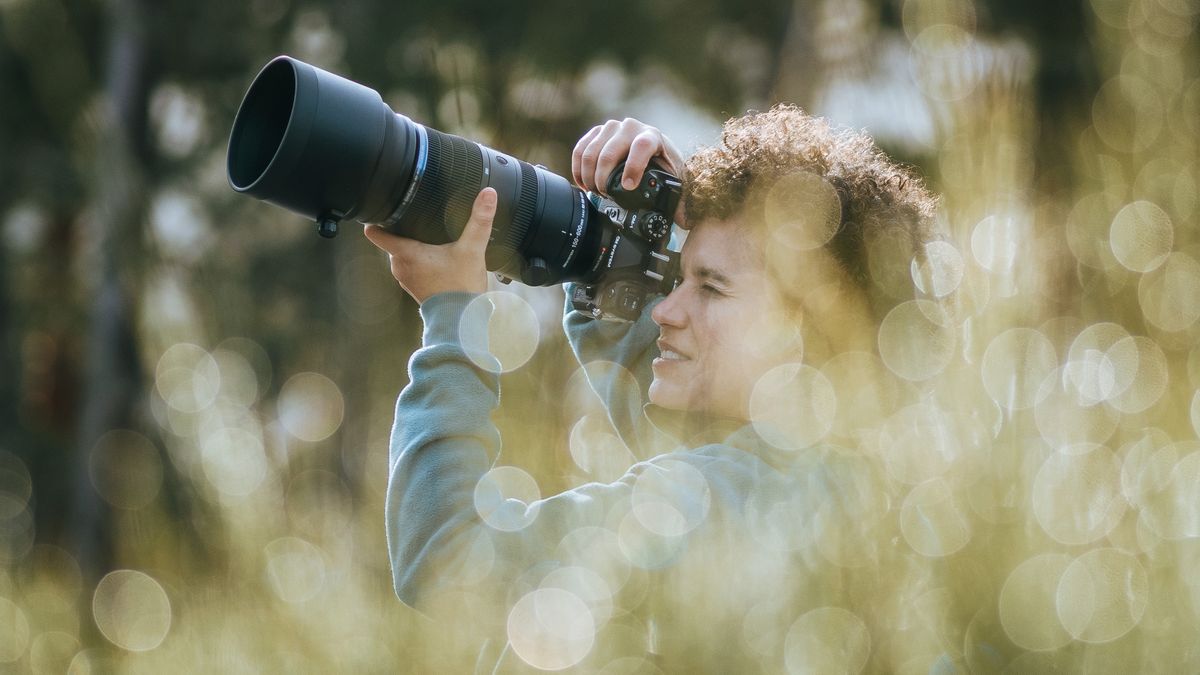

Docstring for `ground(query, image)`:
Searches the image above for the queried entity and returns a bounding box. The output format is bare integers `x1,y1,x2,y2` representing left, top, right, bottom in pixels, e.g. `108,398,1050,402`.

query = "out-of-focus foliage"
1,0,1199,671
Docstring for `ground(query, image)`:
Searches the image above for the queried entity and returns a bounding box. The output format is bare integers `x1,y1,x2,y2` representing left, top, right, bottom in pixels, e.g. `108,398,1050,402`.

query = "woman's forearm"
386,292,502,608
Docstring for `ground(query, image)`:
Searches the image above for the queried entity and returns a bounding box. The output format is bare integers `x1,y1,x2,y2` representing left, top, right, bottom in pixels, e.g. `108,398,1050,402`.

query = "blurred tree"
0,0,97,566
979,0,1101,192
69,0,151,584
0,246,10,450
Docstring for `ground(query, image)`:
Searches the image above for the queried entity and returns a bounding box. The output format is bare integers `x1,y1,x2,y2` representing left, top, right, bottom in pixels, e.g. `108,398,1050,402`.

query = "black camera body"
568,163,682,320
226,56,682,322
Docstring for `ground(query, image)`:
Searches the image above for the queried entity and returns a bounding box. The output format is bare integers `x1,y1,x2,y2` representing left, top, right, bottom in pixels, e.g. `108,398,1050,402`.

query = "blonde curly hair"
683,104,940,314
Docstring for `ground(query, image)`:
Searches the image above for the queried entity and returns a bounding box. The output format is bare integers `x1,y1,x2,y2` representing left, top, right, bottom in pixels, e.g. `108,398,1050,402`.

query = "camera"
226,55,681,321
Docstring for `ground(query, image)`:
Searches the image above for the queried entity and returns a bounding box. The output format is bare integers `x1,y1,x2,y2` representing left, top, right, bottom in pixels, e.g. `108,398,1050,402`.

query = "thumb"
459,187,497,251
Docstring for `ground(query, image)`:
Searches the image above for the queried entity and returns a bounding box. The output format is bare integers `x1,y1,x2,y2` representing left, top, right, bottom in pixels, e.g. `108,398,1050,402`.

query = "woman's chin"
648,380,689,411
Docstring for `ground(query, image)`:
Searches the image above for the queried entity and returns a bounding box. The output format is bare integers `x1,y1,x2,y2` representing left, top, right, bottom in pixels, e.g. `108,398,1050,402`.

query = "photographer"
366,108,938,671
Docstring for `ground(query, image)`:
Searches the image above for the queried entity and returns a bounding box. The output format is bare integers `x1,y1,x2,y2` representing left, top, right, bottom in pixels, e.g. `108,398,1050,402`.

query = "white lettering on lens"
562,191,588,268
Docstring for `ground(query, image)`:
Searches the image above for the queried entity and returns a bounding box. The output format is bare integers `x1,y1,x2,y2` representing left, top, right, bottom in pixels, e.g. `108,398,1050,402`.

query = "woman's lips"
654,341,691,370
656,340,691,360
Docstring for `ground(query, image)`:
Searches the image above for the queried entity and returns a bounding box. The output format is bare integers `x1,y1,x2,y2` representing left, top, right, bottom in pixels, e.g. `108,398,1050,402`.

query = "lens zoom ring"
406,128,484,243
501,161,538,254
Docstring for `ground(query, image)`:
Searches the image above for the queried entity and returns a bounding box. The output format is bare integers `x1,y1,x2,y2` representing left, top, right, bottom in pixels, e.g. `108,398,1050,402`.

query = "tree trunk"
769,0,819,108
0,245,11,449
69,0,149,584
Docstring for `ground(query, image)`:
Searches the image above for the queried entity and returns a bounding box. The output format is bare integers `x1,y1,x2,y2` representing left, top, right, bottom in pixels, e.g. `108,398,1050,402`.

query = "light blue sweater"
385,289,844,667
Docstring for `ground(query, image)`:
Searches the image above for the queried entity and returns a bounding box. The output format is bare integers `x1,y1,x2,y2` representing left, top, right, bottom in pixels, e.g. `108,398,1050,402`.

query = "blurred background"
1,0,1198,671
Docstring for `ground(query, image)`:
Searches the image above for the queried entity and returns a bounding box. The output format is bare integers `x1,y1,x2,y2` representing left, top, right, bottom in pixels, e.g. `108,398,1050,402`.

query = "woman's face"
649,220,803,420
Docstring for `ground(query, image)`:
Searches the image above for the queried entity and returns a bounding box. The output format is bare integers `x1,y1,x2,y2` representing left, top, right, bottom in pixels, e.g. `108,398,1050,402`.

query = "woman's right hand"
571,118,687,225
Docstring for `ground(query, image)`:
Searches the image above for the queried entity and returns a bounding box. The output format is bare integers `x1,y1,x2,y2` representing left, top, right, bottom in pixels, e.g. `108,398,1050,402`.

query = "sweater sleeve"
385,291,502,608
386,291,761,614
561,285,669,459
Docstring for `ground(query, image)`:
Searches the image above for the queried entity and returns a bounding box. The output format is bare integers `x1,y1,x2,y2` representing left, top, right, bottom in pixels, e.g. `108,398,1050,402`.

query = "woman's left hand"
363,187,496,304
571,118,688,228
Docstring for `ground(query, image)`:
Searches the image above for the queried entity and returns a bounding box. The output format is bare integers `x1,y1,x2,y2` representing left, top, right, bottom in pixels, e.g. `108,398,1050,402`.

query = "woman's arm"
387,291,771,614
562,289,669,459
385,292,502,606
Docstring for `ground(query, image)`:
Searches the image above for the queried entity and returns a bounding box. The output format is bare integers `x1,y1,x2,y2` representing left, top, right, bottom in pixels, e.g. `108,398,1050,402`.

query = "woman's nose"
651,290,686,328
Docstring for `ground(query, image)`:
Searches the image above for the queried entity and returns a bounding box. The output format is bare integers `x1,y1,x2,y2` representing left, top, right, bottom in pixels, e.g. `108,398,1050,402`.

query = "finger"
365,224,429,265
571,126,603,189
579,119,620,193
594,121,645,193
363,224,405,256
662,138,686,178
457,188,497,252
622,129,663,189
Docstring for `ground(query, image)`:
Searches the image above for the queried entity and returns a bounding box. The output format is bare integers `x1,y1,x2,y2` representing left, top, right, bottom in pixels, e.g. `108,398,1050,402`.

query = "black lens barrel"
227,55,604,286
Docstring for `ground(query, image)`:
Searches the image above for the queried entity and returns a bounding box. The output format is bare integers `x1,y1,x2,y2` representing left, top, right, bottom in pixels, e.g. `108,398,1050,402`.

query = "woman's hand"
572,118,688,227
363,188,496,304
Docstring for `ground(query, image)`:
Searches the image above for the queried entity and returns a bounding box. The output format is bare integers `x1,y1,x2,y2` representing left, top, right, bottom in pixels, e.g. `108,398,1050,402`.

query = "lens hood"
227,56,417,223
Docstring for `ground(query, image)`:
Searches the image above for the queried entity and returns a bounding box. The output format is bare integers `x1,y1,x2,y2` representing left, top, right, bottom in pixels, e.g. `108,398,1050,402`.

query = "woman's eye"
677,277,724,296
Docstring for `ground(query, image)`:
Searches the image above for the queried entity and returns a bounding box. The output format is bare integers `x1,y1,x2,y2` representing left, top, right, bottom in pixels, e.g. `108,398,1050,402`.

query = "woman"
365,107,938,672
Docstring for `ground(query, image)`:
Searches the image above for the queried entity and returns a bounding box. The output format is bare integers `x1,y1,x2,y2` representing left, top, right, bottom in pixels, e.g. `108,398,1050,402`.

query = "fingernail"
622,177,635,189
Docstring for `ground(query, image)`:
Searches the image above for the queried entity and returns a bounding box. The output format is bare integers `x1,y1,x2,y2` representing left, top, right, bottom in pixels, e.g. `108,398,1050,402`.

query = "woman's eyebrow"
694,265,733,285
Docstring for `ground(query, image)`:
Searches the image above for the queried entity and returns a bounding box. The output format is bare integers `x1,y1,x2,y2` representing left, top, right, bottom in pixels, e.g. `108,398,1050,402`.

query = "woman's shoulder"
631,440,796,509
647,439,887,507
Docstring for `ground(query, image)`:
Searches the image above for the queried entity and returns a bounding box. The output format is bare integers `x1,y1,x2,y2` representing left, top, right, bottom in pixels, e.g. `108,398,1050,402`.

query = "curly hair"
683,104,940,315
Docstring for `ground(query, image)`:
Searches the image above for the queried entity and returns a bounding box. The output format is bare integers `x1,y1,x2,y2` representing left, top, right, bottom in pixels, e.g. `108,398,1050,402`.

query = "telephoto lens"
227,55,604,286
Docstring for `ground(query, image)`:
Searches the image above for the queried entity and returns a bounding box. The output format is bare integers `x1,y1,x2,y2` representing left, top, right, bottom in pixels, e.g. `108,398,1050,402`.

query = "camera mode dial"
641,212,669,241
